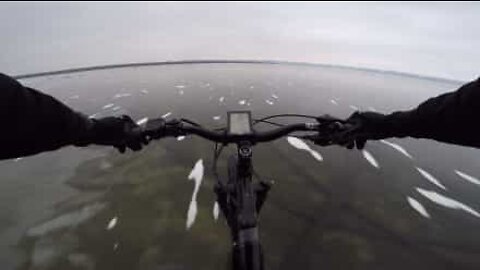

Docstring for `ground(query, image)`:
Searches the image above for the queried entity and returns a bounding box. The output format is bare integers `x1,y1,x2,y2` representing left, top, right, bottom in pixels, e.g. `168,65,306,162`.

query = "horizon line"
13,60,464,84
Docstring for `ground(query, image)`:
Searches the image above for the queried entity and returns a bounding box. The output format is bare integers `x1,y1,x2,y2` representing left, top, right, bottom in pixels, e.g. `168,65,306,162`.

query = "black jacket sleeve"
0,73,93,160
384,77,480,148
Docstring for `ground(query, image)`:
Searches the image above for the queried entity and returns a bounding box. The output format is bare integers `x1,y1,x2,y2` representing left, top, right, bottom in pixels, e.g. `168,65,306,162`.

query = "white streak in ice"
330,99,338,105
407,197,430,218
380,140,413,159
416,187,480,218
27,203,106,237
455,170,480,186
69,95,79,100
287,137,323,162
106,217,118,230
162,112,172,118
113,93,132,99
140,89,149,95
213,202,220,221
239,100,247,105
362,150,379,169
415,167,447,190
136,117,148,126
102,103,114,109
186,159,204,230
177,136,186,141
271,94,279,100
175,85,186,89
349,105,359,111
219,96,225,103
265,100,274,105
213,116,221,121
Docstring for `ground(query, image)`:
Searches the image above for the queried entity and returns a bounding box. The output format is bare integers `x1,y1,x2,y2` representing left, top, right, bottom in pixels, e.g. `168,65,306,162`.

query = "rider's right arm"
383,77,480,148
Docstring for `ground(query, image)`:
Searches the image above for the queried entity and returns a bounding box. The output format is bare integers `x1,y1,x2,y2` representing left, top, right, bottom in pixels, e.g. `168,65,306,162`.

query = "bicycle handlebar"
143,117,339,145
182,123,318,143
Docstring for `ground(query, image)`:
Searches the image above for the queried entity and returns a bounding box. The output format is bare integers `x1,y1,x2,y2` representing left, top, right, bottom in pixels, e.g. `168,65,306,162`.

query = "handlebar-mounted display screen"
228,111,253,135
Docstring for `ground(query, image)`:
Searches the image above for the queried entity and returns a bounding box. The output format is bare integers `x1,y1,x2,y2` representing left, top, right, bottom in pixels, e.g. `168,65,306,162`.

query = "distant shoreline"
13,60,463,84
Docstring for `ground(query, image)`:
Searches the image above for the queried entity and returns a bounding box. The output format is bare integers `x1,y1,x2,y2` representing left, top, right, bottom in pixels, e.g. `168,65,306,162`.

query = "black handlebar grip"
144,118,166,139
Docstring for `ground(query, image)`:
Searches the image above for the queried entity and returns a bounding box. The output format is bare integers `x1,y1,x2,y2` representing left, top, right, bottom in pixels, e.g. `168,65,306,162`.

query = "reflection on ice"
27,203,106,237
213,202,220,221
265,100,274,105
407,197,430,219
175,85,186,89
455,170,480,186
140,89,149,95
380,140,413,159
14,157,23,162
416,188,480,218
213,116,221,121
112,106,121,111
239,100,247,105
415,167,446,190
219,96,225,103
272,94,279,100
136,117,148,126
113,242,119,251
106,216,118,230
287,137,323,162
186,159,204,230
362,150,379,169
368,106,377,112
177,136,186,141
330,99,338,105
349,105,359,111
68,95,79,100
102,103,115,109
178,90,184,95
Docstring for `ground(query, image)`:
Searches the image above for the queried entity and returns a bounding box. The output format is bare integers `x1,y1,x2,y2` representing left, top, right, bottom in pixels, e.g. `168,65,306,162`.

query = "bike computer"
228,111,252,135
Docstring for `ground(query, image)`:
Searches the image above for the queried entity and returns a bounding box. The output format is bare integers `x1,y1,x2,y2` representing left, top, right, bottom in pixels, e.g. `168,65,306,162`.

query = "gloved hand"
315,111,393,149
86,115,148,153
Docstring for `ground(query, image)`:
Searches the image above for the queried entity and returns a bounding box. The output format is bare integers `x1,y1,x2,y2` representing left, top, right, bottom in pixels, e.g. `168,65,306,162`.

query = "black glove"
315,111,393,149
86,115,148,153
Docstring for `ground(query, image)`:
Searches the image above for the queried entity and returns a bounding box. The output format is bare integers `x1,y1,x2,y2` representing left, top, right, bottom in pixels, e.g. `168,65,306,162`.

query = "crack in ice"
186,159,204,230
362,150,379,169
287,137,323,162
455,170,480,186
380,140,413,159
407,197,430,218
416,187,480,218
415,167,447,190
136,117,148,126
213,202,220,221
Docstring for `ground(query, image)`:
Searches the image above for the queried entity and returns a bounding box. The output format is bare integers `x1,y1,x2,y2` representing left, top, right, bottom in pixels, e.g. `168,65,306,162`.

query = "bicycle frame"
214,141,270,270
143,112,342,269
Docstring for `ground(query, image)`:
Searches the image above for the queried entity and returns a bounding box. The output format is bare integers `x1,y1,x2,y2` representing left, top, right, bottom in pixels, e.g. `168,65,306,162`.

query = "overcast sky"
1,2,479,81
